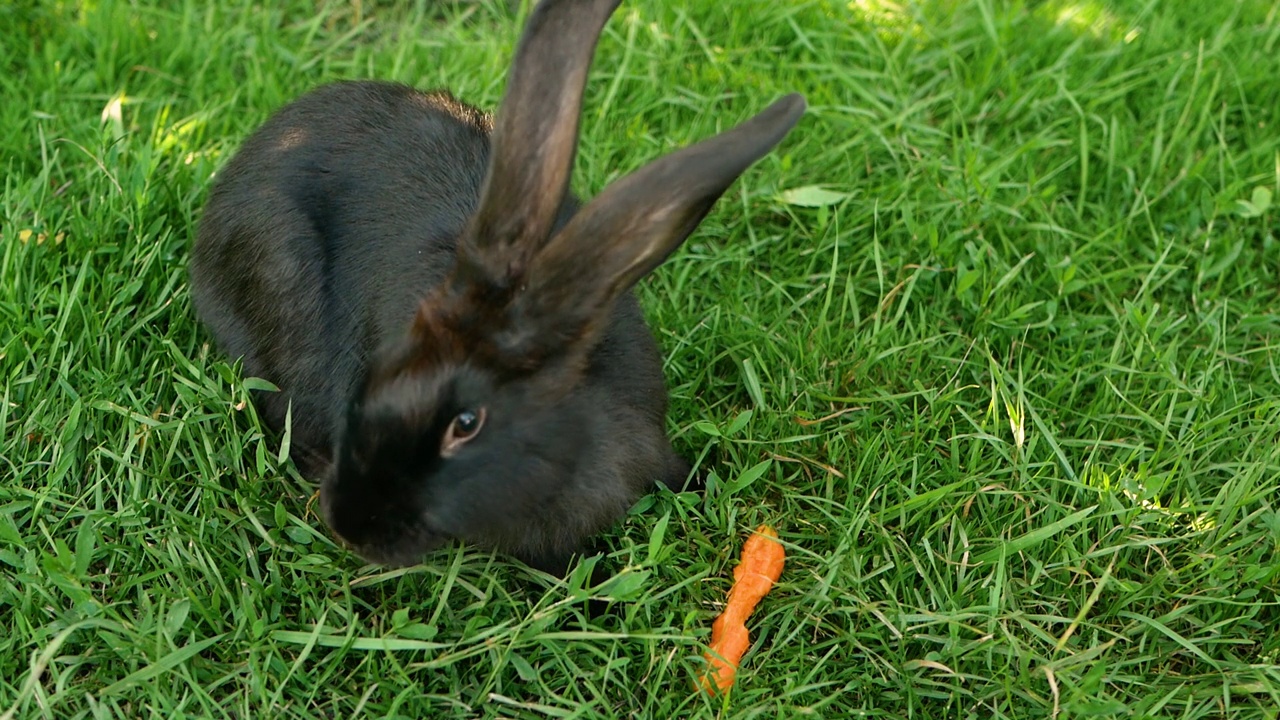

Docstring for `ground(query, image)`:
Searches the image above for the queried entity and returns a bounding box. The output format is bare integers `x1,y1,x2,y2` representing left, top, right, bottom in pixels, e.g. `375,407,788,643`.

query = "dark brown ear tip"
534,0,623,14
519,0,624,47
780,92,808,110
769,92,808,127
734,93,805,154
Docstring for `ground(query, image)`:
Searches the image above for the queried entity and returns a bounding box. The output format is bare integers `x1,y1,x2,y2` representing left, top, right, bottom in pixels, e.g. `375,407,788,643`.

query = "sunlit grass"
846,0,926,41
1038,0,1137,41
3,0,1280,718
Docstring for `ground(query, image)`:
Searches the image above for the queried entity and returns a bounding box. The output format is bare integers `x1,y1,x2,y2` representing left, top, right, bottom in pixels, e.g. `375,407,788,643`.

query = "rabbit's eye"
454,409,483,435
441,407,486,457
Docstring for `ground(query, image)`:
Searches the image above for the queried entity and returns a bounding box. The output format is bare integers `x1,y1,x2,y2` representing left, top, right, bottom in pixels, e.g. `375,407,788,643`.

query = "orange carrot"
698,524,785,694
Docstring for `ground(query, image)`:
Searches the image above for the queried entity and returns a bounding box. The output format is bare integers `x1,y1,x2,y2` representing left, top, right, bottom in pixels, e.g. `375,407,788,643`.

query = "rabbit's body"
191,0,803,574
194,84,485,463
193,82,681,570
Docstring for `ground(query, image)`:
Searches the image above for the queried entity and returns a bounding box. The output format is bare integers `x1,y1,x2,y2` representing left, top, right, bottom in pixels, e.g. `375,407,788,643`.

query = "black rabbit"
189,0,805,575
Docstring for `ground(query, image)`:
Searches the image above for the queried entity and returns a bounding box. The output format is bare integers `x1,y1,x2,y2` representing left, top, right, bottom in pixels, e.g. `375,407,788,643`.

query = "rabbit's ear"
457,0,621,297
503,94,806,358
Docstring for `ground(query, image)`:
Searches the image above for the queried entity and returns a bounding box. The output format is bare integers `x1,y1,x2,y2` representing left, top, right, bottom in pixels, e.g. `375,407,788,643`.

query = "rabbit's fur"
190,0,804,574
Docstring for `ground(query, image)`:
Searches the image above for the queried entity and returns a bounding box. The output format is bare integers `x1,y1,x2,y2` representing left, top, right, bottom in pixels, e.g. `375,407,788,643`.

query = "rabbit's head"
319,0,804,569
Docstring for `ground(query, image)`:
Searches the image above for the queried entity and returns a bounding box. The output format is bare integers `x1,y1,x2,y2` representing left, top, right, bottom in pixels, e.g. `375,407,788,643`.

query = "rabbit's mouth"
332,525,453,569
317,482,452,567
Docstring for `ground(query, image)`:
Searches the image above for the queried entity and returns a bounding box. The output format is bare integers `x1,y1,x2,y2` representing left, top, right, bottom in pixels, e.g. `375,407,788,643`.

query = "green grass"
3,0,1280,717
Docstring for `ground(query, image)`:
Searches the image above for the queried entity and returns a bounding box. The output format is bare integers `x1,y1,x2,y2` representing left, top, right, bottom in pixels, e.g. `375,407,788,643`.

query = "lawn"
3,0,1280,717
